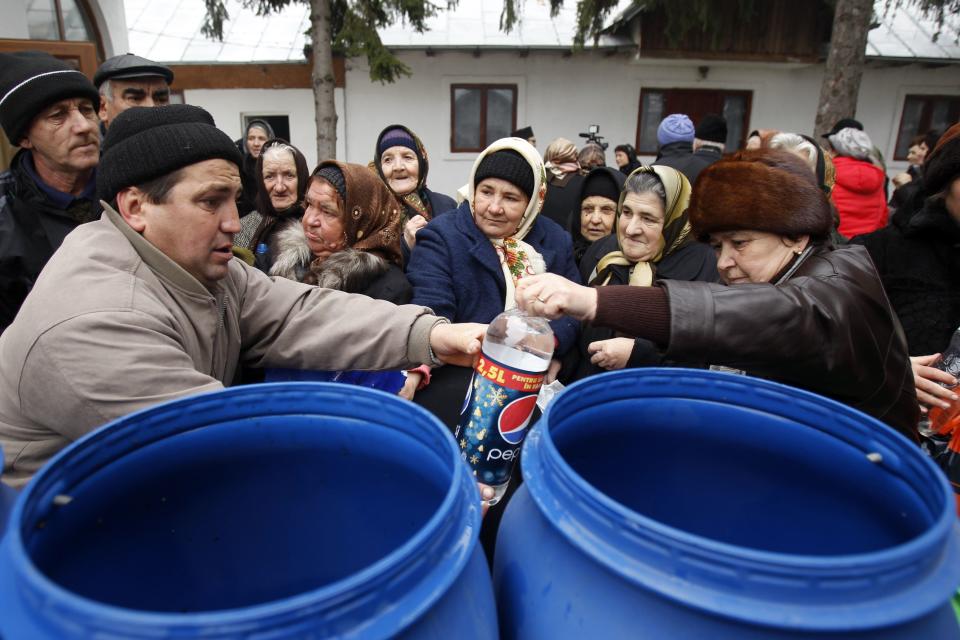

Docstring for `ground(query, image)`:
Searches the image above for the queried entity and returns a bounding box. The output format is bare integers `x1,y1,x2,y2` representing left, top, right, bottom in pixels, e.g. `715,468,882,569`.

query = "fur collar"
268,219,391,292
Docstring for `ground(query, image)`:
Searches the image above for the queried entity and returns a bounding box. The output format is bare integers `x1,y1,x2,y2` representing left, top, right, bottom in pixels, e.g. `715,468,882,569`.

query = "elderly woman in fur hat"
405,137,581,424
515,149,919,443
269,161,409,302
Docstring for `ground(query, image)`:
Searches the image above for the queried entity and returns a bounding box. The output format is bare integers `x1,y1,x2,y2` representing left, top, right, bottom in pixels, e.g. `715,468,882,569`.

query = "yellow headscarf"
594,165,692,287
467,137,548,310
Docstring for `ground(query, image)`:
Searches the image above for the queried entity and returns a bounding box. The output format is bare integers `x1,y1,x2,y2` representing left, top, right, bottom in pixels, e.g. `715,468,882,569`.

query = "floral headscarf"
467,137,548,310
594,165,693,287
311,161,404,268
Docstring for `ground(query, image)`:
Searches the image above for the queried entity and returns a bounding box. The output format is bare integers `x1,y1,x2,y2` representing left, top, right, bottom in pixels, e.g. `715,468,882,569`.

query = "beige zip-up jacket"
0,205,441,487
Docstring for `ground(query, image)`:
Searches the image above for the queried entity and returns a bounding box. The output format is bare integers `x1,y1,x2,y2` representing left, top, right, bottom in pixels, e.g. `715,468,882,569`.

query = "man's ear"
116,187,148,233
98,95,109,123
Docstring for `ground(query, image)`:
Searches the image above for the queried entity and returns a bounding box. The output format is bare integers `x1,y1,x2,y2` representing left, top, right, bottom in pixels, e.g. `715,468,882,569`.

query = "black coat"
560,234,719,383
852,199,960,356
0,151,100,331
654,141,716,186
540,172,583,232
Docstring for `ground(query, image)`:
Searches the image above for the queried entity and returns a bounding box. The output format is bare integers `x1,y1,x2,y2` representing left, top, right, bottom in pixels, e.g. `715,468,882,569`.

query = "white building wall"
173,51,958,196
0,0,30,39
343,51,958,196
180,87,346,169
91,0,130,57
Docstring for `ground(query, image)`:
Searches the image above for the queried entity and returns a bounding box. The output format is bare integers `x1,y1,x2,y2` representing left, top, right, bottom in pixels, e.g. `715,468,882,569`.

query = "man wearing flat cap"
0,50,102,331
95,53,174,131
0,104,484,488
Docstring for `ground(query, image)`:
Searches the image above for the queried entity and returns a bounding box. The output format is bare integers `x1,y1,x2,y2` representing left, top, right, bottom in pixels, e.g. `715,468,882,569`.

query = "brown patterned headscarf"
310,161,404,268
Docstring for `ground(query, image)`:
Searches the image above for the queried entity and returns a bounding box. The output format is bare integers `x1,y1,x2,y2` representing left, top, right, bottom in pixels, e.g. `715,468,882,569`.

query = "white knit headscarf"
466,137,548,310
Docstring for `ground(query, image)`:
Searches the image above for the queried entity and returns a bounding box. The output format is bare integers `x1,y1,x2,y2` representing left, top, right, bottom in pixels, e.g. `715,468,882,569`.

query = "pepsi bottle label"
455,353,544,486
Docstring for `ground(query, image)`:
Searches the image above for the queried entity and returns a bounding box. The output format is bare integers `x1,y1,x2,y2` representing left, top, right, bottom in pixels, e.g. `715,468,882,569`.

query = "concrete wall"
0,0,30,39
337,50,957,196
182,87,346,168
172,50,958,197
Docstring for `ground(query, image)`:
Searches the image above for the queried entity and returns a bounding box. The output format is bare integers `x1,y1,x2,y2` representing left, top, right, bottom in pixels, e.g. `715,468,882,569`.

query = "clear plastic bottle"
454,308,554,505
920,326,960,439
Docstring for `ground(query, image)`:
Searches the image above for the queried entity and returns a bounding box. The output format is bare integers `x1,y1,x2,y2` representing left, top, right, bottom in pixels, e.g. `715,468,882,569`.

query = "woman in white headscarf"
404,137,581,423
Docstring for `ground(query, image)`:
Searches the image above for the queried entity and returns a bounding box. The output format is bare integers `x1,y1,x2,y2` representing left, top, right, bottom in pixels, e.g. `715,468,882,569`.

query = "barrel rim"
0,382,483,638
523,367,960,630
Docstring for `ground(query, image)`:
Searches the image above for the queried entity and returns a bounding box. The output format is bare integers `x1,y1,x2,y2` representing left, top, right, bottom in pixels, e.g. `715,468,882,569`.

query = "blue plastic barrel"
0,444,18,538
0,383,496,639
493,368,960,638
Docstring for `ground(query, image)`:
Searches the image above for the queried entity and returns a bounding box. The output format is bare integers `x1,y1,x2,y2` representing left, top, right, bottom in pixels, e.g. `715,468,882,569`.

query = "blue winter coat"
400,188,457,265
408,201,581,355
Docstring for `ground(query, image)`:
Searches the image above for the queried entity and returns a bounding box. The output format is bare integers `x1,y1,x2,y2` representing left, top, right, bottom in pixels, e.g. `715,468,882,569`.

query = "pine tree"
201,0,454,161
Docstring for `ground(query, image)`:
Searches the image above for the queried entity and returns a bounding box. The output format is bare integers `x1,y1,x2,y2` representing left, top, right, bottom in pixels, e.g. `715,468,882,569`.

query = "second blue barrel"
0,383,496,639
493,368,960,638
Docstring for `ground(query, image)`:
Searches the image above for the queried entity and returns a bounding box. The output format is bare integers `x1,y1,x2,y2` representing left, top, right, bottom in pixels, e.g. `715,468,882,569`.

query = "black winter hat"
695,113,728,144
474,149,534,199
0,51,100,144
511,126,534,140
580,167,623,204
313,164,347,203
822,117,863,139
922,122,960,198
94,53,174,88
97,104,243,203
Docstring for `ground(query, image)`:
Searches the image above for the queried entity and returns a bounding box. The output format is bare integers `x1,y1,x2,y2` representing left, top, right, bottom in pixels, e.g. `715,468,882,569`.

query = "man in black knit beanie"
0,103,486,488
0,50,102,331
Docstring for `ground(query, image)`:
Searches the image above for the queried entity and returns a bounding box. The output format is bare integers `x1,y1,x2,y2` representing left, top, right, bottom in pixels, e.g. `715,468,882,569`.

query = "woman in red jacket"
827,127,888,238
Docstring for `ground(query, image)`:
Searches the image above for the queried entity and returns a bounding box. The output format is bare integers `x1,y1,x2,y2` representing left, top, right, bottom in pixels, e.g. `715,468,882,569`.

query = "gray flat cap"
94,53,174,88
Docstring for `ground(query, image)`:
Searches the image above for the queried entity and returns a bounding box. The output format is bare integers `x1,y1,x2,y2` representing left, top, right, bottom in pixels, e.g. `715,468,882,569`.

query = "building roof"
867,3,960,61
125,0,958,64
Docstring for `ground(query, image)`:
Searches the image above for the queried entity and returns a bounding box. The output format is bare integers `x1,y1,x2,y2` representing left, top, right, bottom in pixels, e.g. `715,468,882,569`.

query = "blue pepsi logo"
498,395,537,445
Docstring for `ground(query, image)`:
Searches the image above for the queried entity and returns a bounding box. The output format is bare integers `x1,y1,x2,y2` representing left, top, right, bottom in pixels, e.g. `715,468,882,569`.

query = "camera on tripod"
579,124,608,150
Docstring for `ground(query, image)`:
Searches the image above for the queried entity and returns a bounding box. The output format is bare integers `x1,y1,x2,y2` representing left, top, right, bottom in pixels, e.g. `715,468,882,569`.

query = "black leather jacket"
663,244,918,441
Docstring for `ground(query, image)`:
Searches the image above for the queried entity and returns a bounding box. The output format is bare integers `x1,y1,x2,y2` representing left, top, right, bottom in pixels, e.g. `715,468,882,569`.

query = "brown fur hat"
689,149,834,241
923,122,960,198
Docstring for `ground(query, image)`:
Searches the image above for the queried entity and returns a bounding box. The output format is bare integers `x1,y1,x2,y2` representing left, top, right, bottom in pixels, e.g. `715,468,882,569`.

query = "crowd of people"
1,50,959,526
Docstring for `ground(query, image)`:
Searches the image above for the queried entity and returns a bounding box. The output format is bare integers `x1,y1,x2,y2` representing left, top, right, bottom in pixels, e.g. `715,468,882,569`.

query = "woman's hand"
912,354,958,413
404,215,428,249
545,359,562,384
588,338,634,370
892,172,913,189
478,483,495,518
398,371,423,400
515,274,598,321
429,322,485,367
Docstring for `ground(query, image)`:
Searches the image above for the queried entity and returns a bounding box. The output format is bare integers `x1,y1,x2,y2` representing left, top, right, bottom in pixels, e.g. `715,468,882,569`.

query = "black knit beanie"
474,149,534,199
695,114,728,144
581,168,622,204
0,51,100,145
313,164,347,202
97,104,243,203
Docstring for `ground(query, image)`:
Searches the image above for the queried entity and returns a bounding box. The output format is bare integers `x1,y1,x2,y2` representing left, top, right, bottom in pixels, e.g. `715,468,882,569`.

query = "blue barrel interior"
24,415,449,612
551,398,932,555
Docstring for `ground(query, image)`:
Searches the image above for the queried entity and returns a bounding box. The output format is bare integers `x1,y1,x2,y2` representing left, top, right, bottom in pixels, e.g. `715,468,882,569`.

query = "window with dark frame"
636,88,753,155
893,94,960,161
450,84,517,153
